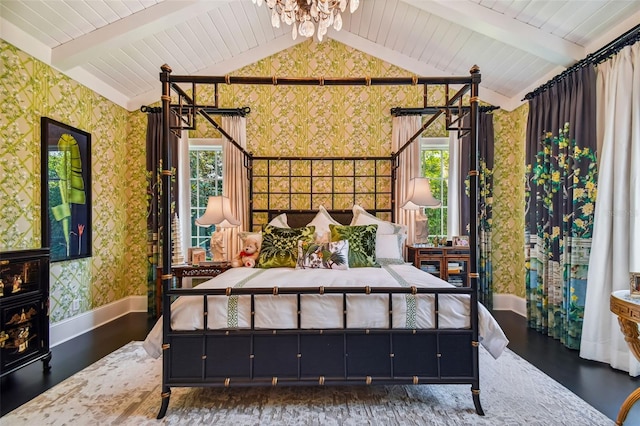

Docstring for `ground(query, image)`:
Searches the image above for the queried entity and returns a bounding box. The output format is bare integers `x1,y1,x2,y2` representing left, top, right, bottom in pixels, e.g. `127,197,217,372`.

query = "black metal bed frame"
156,64,482,419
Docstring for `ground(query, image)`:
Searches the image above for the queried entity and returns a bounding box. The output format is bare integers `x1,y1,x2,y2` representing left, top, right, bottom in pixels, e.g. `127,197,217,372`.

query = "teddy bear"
232,235,261,268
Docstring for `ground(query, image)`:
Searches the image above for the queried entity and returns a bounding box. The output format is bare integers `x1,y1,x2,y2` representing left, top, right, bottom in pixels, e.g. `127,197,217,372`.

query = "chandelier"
252,0,360,42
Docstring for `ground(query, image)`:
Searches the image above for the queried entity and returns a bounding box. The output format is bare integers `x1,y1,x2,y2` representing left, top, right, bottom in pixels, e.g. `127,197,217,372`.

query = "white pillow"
375,233,406,263
350,204,407,235
268,213,289,228
307,206,340,242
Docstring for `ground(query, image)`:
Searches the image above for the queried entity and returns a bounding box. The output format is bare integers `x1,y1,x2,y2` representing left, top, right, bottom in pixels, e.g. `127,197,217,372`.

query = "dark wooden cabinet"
406,246,471,287
0,248,51,377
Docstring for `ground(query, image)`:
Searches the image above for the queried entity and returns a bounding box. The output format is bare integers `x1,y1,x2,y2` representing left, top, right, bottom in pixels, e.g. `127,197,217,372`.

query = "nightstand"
155,262,232,317
406,246,471,287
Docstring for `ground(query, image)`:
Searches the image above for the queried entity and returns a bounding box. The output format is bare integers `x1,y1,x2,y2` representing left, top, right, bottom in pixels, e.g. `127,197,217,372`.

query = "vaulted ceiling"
2,0,639,112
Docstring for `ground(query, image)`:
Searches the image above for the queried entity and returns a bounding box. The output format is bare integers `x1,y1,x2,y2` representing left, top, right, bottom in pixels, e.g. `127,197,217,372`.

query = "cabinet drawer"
0,296,47,372
0,256,46,300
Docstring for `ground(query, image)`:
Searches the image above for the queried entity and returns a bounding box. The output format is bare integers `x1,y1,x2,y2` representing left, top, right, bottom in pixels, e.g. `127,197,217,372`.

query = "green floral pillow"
257,224,315,268
329,224,378,268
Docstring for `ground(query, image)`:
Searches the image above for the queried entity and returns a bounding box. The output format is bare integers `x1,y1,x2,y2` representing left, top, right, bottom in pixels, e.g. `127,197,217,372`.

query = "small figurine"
12,275,22,293
16,326,30,353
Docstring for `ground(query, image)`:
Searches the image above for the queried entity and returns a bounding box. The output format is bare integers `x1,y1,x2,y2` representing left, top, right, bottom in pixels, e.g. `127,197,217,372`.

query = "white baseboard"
50,296,147,347
493,293,526,317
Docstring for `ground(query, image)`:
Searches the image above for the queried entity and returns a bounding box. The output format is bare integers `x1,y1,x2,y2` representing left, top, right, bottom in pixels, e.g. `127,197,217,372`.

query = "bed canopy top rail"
167,74,476,86
163,64,480,138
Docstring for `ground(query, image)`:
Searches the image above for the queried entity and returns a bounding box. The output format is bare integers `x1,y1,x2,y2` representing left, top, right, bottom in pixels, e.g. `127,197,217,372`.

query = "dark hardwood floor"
0,312,155,417
1,310,639,424
493,310,640,425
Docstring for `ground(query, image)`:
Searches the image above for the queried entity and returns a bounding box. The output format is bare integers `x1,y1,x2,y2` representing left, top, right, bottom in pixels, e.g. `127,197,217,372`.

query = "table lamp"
195,196,240,262
402,177,441,245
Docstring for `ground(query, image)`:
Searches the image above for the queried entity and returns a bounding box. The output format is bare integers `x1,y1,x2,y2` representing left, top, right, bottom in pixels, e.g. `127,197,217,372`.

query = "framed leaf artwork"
41,117,92,262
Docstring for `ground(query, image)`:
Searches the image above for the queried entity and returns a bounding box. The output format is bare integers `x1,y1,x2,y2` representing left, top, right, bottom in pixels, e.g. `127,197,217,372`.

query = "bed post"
157,63,173,420
468,64,484,416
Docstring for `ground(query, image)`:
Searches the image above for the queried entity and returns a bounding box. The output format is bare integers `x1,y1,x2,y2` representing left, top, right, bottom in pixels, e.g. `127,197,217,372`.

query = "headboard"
267,210,353,228
251,157,395,231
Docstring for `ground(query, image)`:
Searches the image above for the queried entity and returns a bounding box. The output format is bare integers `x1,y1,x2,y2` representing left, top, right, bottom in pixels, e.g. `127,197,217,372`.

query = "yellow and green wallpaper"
1,37,526,323
492,104,527,296
193,40,448,150
0,40,148,322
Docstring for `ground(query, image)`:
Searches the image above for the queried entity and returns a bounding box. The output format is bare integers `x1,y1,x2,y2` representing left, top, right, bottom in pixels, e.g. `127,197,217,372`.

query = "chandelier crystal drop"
252,0,359,42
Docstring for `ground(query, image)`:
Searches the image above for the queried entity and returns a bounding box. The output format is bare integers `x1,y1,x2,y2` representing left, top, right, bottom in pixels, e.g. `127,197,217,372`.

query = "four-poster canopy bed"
143,63,508,419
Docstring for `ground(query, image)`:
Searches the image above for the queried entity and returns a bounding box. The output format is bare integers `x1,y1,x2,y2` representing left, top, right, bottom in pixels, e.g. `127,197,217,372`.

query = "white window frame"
177,137,224,257
420,137,454,237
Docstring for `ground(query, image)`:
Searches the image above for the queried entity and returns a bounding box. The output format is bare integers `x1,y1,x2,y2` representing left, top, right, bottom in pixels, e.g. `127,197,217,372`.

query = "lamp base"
414,219,429,244
210,230,227,262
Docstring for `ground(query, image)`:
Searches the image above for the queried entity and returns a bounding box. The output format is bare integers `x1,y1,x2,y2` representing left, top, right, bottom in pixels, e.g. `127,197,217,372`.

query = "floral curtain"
145,111,178,318
460,111,495,308
525,65,597,349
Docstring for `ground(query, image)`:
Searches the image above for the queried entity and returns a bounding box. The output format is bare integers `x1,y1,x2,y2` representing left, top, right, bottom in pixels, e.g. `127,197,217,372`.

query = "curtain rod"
390,105,499,116
523,23,640,101
141,104,250,116
140,105,161,113
178,106,251,117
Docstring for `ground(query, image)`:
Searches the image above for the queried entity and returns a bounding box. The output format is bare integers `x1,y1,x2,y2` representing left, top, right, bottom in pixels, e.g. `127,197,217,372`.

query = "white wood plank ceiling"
1,0,639,111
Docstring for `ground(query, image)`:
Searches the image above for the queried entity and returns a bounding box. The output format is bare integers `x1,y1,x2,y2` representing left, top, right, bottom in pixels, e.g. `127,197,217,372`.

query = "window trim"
189,138,223,150
178,137,224,258
420,137,449,150
419,136,452,238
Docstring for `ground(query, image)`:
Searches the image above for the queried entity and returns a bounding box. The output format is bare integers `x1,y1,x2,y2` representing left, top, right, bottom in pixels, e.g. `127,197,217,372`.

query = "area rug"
2,342,613,425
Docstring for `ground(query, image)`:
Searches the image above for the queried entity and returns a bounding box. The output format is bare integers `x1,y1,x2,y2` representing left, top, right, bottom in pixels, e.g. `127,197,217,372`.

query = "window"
420,137,449,237
187,139,223,251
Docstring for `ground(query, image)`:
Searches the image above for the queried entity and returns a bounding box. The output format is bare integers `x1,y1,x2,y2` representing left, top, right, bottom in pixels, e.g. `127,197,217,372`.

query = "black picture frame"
41,117,92,262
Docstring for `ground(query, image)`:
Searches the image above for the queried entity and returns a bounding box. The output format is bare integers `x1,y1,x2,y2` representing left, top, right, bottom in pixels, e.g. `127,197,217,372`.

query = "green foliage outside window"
189,147,223,252
421,148,449,237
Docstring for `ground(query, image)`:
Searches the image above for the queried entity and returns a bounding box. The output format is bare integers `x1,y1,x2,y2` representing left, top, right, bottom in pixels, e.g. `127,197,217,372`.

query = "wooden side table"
406,246,471,287
610,290,640,425
155,262,232,318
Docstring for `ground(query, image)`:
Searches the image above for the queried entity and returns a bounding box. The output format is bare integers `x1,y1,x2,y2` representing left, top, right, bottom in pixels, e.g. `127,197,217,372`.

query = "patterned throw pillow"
296,240,349,270
329,224,378,268
257,224,315,268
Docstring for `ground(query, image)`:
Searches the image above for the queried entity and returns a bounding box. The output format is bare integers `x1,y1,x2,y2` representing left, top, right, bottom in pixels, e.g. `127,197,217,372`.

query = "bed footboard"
156,286,482,419
164,329,475,385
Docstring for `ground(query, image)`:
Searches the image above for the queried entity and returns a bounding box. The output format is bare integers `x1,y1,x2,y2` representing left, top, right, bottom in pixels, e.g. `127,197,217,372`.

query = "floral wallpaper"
192,39,447,149
493,104,528,296
0,41,148,322
1,37,527,324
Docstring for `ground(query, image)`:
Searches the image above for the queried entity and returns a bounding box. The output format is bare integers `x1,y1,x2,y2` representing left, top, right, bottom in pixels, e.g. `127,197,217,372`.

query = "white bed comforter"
143,264,508,359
